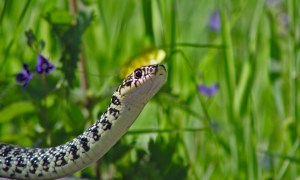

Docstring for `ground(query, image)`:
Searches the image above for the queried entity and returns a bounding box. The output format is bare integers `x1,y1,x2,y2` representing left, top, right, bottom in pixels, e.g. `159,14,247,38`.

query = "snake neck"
0,92,144,179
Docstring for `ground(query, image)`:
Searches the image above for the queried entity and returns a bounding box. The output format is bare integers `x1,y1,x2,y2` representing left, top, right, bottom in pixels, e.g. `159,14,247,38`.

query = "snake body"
0,64,167,179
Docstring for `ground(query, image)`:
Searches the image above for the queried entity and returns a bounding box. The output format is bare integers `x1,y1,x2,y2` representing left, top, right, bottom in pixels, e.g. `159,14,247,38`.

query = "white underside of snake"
0,64,167,179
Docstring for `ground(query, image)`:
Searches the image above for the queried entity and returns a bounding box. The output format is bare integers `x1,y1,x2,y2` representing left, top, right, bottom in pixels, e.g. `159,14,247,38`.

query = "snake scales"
0,64,167,179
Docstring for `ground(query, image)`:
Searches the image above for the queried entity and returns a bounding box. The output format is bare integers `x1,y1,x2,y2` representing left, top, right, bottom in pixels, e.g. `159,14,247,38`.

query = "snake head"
117,64,167,100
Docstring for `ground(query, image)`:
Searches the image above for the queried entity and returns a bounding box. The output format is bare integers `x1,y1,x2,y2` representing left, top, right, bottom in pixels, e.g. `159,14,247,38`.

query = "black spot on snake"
111,95,121,106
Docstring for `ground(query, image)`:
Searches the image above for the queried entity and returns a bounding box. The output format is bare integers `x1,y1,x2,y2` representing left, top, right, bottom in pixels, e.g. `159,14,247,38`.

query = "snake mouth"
143,65,166,100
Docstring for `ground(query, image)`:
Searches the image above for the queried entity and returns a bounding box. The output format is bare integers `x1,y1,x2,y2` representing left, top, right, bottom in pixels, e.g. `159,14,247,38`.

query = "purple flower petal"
198,83,219,96
209,11,221,31
267,0,280,6
36,54,56,74
16,63,33,88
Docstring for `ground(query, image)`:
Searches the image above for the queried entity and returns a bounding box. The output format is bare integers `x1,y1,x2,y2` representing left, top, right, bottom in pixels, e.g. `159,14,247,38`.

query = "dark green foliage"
114,136,188,180
45,10,94,87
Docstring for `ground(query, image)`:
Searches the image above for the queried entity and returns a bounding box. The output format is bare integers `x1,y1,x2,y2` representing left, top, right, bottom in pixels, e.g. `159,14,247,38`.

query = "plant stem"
69,0,89,108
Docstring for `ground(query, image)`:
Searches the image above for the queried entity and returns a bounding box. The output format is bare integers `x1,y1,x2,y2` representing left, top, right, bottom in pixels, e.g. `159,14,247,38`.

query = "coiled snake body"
0,65,167,179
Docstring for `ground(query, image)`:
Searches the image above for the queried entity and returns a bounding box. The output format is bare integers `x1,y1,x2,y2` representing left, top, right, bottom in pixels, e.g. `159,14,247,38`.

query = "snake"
0,64,167,179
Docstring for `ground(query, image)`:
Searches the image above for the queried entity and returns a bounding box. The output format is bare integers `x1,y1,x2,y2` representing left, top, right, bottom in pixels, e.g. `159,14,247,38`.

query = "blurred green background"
0,0,299,179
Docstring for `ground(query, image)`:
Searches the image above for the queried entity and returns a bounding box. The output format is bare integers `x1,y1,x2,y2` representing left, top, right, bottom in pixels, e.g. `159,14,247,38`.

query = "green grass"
0,0,299,179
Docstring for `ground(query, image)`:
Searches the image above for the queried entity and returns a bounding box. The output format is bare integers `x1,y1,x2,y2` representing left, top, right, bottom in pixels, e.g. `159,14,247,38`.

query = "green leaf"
45,9,73,25
0,101,35,123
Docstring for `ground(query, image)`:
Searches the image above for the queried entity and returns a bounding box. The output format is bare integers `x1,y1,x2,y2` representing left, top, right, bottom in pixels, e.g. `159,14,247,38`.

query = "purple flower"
198,83,219,96
267,0,280,6
209,11,221,31
211,121,220,132
16,63,33,88
36,54,55,74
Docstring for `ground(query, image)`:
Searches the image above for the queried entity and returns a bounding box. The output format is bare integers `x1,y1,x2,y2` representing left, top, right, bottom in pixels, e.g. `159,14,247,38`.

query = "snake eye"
134,69,143,79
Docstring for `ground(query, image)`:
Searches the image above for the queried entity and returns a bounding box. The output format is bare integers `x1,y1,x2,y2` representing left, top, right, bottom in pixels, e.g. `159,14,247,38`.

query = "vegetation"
0,0,299,179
